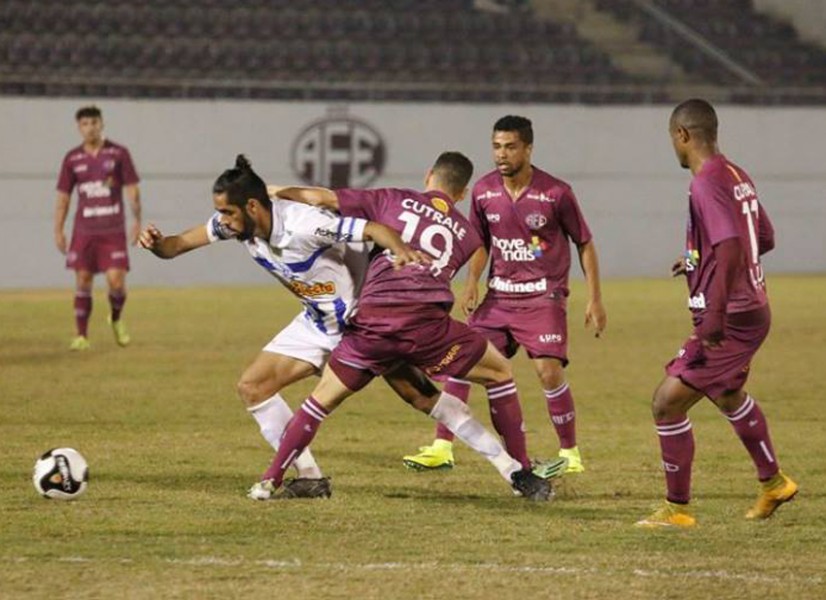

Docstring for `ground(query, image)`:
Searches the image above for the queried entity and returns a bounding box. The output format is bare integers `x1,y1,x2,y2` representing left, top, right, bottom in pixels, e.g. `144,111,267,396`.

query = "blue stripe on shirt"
285,245,330,273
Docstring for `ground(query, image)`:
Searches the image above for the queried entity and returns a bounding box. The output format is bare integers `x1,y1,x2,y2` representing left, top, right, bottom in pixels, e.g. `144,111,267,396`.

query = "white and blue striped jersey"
206,200,370,335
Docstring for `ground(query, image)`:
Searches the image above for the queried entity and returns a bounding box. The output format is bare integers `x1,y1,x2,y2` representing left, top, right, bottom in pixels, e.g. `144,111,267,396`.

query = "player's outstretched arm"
363,222,430,269
577,239,607,337
139,223,210,259
271,185,340,211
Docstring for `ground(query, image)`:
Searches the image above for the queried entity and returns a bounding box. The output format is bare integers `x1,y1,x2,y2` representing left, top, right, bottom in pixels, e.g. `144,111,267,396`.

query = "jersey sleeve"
56,155,76,194
556,186,592,245
119,147,140,186
690,177,739,246
205,212,237,243
294,204,368,244
334,188,384,221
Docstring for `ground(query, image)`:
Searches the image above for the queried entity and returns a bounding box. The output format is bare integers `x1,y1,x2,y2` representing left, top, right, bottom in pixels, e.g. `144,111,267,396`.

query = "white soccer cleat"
247,480,276,501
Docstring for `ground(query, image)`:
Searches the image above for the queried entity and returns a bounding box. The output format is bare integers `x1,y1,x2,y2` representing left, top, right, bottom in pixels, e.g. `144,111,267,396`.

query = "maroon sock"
435,378,470,442
109,290,126,322
486,379,531,469
545,383,577,449
261,396,328,487
74,290,92,337
656,415,695,504
723,395,779,481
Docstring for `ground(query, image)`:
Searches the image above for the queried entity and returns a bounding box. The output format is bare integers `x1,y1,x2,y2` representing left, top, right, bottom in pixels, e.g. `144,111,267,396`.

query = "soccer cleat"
745,471,798,520
279,477,332,499
532,457,569,480
108,316,131,347
402,440,454,471
247,480,277,501
511,468,553,501
69,336,91,351
559,447,585,473
635,501,696,528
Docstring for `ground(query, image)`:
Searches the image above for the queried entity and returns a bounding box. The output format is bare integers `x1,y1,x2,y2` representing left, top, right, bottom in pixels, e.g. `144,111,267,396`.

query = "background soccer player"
253,152,553,501
54,106,142,351
636,99,798,528
404,115,606,474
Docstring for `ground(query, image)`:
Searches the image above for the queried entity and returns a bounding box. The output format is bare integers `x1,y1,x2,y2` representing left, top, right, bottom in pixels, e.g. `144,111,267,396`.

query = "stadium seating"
597,0,826,92
0,0,824,103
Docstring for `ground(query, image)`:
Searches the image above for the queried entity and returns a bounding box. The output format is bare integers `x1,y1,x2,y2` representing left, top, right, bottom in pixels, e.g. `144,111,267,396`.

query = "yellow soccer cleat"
635,501,697,529
559,447,585,473
746,471,798,520
402,440,454,471
69,336,91,351
108,316,131,347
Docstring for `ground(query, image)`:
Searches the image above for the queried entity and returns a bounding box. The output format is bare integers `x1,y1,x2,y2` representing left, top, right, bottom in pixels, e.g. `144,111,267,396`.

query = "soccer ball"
32,448,89,500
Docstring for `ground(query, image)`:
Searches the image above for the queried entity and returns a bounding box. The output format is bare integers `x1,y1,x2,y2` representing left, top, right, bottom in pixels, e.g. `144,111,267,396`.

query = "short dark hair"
671,98,718,142
431,151,474,196
75,106,102,121
493,115,533,145
213,155,271,210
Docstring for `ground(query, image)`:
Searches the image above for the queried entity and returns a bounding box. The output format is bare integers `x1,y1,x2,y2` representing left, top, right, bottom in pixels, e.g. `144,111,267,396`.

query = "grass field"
1,277,825,599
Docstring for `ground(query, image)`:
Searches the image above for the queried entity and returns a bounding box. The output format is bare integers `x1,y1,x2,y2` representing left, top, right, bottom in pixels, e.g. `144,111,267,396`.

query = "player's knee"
236,376,273,408
538,367,564,390
651,387,675,420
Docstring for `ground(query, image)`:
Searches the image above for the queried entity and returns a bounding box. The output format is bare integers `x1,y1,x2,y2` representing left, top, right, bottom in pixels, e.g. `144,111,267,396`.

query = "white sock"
429,393,520,483
248,394,323,479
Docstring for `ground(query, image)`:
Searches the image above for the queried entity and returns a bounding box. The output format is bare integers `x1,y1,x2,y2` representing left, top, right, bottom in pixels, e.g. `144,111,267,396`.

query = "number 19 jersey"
336,188,483,306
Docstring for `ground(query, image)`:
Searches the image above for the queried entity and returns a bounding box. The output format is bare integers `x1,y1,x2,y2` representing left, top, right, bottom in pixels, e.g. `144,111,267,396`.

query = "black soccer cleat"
278,477,332,499
511,469,553,502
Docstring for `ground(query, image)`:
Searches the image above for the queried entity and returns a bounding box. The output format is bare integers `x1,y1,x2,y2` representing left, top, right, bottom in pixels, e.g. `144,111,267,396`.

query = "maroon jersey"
682,155,771,316
336,188,482,306
56,139,139,234
471,167,592,304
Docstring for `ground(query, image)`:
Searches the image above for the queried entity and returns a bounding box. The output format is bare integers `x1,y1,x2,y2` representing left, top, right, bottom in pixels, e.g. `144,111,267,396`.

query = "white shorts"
263,312,342,370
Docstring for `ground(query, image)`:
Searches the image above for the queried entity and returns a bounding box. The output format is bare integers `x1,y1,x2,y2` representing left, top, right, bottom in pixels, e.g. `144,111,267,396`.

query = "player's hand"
54,231,67,255
460,284,479,316
129,221,142,246
671,256,687,277
584,298,607,337
696,310,725,348
391,245,431,270
138,223,164,251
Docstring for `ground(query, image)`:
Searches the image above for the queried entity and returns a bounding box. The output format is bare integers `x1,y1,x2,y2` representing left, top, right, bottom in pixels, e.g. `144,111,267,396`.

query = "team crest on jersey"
103,159,116,172
430,197,450,214
525,213,547,230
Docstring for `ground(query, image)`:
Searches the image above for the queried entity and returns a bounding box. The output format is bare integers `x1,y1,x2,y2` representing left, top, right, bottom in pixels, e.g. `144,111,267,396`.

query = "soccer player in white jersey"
140,155,424,498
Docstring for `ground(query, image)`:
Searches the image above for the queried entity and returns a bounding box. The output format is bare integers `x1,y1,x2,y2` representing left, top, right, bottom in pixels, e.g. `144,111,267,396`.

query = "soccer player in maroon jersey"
54,106,142,351
249,152,553,501
636,99,798,528
404,115,606,474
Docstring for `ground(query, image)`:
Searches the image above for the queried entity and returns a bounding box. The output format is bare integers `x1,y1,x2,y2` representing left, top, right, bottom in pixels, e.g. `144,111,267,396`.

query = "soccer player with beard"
636,99,797,528
250,151,553,501
55,106,142,351
404,116,606,475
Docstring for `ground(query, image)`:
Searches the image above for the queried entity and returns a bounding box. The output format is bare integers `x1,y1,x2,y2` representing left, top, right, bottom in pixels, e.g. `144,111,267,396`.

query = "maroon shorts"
329,304,489,392
67,230,130,273
468,297,569,365
665,307,771,400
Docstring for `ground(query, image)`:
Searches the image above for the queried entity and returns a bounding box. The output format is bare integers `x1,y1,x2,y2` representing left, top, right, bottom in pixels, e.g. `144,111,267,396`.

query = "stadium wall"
1,98,824,288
